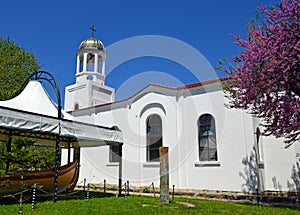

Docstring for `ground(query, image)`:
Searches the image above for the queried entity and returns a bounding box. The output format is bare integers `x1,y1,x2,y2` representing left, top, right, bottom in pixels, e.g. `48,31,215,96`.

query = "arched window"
79,54,84,72
87,53,95,71
146,114,162,162
198,114,217,161
74,103,79,111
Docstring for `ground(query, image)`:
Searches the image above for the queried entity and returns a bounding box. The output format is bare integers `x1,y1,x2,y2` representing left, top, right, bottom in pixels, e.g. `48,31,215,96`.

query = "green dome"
77,37,104,52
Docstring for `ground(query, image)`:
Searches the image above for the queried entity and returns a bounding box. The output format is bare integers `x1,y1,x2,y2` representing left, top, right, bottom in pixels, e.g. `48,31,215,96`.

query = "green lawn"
1,193,300,215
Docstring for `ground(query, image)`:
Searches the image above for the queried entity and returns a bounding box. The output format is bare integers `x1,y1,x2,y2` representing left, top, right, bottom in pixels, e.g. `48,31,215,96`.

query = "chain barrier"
1,178,163,209
33,186,82,197
0,188,30,215
82,179,129,197
124,181,157,197
1,184,83,211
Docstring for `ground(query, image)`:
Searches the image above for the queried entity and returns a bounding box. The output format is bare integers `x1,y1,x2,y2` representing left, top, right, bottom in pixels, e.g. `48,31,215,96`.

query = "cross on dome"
90,25,96,38
77,26,104,52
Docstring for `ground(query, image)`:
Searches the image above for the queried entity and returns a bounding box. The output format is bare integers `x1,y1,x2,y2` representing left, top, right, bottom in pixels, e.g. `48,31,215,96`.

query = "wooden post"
159,146,169,203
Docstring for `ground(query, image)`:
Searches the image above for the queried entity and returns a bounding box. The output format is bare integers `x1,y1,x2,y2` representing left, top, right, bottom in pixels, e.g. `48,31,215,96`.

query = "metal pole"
127,180,129,196
53,94,62,203
67,140,71,164
19,175,24,215
124,182,127,196
32,184,37,210
19,191,23,215
254,130,261,205
104,179,106,193
152,182,155,197
256,188,260,205
5,131,12,173
172,185,175,200
118,144,123,197
86,183,90,202
53,135,60,203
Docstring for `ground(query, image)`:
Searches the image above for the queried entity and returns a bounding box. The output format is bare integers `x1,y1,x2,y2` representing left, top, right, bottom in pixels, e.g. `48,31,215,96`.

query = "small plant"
143,186,150,193
0,170,6,178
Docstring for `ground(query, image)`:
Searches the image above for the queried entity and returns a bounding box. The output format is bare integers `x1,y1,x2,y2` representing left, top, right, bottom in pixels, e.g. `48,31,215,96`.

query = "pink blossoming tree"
222,0,300,146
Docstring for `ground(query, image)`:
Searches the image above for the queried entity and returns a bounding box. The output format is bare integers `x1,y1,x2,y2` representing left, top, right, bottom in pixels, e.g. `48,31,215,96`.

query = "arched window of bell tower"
87,53,95,72
79,54,84,73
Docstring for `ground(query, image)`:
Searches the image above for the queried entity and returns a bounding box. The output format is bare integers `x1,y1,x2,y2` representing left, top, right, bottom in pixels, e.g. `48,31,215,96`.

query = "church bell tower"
65,26,115,112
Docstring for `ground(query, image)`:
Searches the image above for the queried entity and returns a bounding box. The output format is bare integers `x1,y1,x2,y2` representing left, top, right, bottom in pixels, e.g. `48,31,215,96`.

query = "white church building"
62,35,300,194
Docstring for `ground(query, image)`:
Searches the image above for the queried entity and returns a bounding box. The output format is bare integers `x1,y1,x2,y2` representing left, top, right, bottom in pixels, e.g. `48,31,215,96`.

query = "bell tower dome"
76,32,106,84
64,26,115,112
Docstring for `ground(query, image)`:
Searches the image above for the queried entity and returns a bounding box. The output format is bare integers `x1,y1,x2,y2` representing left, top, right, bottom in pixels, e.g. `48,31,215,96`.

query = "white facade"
63,36,300,194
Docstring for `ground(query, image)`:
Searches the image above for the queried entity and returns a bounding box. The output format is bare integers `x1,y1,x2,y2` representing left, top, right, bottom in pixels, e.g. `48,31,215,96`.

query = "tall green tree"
0,37,56,175
0,36,40,100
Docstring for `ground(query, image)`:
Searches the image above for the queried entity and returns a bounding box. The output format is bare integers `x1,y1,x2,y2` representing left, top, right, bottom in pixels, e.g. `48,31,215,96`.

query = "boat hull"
0,160,79,195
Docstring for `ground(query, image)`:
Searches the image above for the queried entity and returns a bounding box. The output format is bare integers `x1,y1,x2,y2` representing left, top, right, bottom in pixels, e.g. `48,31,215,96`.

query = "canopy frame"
0,71,123,202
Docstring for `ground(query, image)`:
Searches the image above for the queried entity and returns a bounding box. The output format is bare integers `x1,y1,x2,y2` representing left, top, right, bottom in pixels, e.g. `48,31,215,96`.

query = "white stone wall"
65,83,299,193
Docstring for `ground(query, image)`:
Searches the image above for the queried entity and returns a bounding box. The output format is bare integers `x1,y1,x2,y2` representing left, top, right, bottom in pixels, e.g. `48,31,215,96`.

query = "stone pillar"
102,61,106,77
94,54,99,73
160,146,169,203
76,55,80,74
83,53,88,72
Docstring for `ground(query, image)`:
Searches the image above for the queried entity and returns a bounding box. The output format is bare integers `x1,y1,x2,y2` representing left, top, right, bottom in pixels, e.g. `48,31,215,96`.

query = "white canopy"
0,80,73,119
0,81,123,147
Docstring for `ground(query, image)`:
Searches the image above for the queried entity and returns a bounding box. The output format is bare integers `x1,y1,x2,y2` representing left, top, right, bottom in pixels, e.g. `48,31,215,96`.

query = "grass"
0,191,300,215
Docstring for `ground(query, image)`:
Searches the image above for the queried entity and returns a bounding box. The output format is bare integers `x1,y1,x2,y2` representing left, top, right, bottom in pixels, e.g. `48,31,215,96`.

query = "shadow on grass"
0,190,115,205
235,200,300,212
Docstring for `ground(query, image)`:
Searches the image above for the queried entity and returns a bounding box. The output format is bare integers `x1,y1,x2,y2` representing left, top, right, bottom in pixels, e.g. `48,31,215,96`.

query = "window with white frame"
146,114,162,162
198,114,218,161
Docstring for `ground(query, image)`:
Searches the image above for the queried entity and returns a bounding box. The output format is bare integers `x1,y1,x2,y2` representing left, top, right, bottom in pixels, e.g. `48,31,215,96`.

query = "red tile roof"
69,77,229,113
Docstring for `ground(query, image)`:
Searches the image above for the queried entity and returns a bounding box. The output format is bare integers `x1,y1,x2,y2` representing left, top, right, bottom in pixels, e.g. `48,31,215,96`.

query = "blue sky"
0,0,278,103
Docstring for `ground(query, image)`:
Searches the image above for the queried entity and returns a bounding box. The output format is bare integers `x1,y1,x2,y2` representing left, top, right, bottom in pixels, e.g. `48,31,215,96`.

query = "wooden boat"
0,159,79,195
